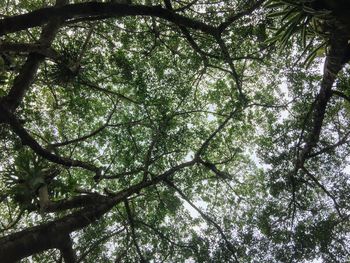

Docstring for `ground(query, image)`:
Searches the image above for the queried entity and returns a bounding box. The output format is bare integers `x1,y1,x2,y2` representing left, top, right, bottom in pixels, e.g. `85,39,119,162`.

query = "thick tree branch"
44,193,109,213
0,2,217,36
196,108,239,157
0,160,196,261
0,200,115,262
59,235,77,263
1,0,67,111
0,42,58,58
0,53,42,110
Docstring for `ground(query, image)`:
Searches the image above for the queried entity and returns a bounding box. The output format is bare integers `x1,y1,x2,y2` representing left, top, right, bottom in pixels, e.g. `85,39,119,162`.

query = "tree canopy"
0,0,350,262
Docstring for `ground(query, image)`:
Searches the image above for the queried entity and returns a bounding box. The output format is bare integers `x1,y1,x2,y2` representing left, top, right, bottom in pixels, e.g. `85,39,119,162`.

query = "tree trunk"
0,201,114,262
298,29,350,166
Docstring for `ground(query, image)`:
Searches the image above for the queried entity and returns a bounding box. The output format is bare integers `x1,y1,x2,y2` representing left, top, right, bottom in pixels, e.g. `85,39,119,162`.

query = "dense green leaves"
0,0,350,262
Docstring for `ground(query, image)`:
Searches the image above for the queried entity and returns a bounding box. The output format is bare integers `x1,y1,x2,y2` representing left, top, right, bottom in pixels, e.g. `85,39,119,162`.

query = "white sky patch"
183,151,194,162
305,258,323,263
319,57,326,75
207,104,217,122
183,202,200,218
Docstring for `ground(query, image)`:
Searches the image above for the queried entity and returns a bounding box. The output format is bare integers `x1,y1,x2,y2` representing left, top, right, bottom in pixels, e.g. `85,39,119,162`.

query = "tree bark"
0,200,115,262
0,2,216,36
0,160,195,262
298,29,350,166
1,0,67,111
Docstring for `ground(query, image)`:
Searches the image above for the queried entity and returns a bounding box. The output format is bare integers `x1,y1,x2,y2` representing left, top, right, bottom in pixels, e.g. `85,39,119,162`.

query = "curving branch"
0,209,24,233
101,167,144,180
0,42,58,58
0,200,115,262
136,220,192,249
214,36,243,96
0,104,101,175
307,131,350,158
163,0,217,64
79,81,140,104
332,90,350,104
51,105,116,147
198,158,231,179
217,0,266,34
0,2,217,36
173,0,198,12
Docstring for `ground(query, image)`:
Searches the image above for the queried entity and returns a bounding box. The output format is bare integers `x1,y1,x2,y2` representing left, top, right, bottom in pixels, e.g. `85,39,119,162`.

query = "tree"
0,0,349,262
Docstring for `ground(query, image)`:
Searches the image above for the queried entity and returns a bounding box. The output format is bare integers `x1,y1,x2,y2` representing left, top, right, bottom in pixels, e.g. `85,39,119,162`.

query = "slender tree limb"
173,0,198,12
214,36,243,96
77,228,125,263
198,158,231,179
307,131,350,158
135,220,192,249
332,90,350,104
124,199,147,263
51,105,116,147
163,0,217,63
217,0,265,34
76,25,94,66
302,167,343,218
79,81,139,104
0,209,24,233
0,104,101,175
142,131,159,181
101,167,144,180
164,179,239,262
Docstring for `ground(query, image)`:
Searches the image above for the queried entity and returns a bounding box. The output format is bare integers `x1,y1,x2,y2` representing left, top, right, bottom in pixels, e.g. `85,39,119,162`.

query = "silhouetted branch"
164,179,239,262
302,167,343,218
124,199,147,263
